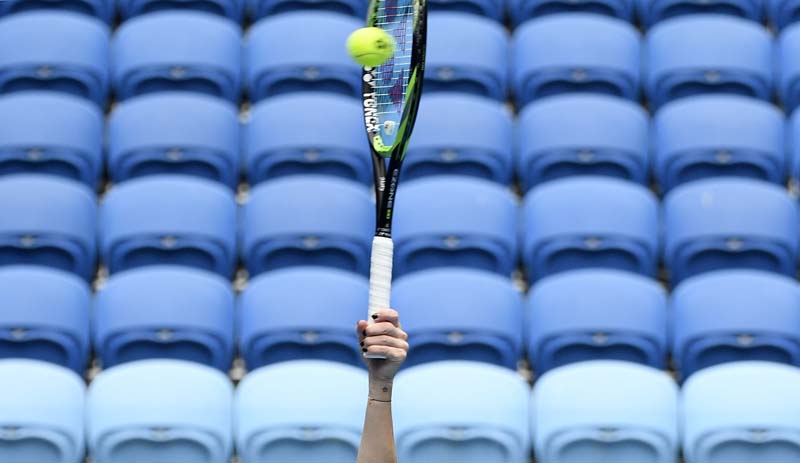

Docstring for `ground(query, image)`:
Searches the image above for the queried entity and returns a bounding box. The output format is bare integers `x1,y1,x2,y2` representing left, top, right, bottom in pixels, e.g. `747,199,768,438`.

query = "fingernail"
362,348,367,352
360,341,364,347
362,330,367,336
371,314,378,320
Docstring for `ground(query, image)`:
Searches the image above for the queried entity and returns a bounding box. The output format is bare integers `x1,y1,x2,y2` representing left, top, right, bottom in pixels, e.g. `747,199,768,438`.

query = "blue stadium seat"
392,176,518,277
99,175,237,277
527,269,668,374
769,0,800,30
428,0,504,19
87,359,233,463
521,176,659,282
111,11,241,102
789,107,800,180
672,270,800,380
0,266,90,373
0,0,114,23
654,95,786,192
94,266,235,371
533,361,679,463
426,13,509,100
118,0,245,22
238,267,366,369
0,12,109,105
777,23,800,112
663,178,798,284
235,361,367,463
245,12,361,101
393,268,524,369
639,0,764,27
0,91,103,187
511,13,641,107
241,175,372,277
248,0,366,19
407,94,513,184
0,360,85,463
394,361,530,463
512,0,635,25
645,15,772,109
516,94,649,192
0,175,96,280
246,92,370,186
108,92,240,188
682,362,800,463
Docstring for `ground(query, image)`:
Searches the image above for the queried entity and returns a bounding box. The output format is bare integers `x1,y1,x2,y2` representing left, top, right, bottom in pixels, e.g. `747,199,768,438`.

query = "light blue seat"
682,362,800,463
663,178,798,284
238,267,366,369
0,91,103,187
527,269,668,374
0,360,85,463
392,176,518,277
108,92,240,188
777,23,800,112
111,11,241,102
516,94,648,192
0,175,96,280
0,266,90,373
118,0,245,22
394,361,530,463
639,0,764,26
393,269,524,369
407,94,513,184
429,0,504,20
87,359,233,463
510,0,635,26
426,13,509,100
769,0,800,30
672,270,800,381
100,175,237,277
241,175,372,277
245,12,361,101
245,92,370,186
533,361,679,463
94,266,235,371
0,12,109,105
512,13,641,108
645,15,772,109
521,176,659,282
248,0,366,19
0,0,115,23
235,360,367,463
654,95,786,192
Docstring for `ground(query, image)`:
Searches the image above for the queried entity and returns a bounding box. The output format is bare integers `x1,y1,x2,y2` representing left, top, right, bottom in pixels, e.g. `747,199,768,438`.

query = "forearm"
357,379,397,463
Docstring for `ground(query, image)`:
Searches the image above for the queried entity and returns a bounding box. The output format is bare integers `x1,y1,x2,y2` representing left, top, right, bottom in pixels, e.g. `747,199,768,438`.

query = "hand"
356,308,409,387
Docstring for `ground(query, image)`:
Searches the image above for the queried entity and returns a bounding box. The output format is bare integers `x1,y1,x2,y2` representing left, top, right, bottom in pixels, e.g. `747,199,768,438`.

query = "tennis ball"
347,27,395,67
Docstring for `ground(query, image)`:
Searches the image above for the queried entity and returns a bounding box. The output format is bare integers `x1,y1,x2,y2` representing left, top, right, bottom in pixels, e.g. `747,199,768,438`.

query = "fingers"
364,321,408,341
371,308,400,327
363,334,408,351
363,344,407,362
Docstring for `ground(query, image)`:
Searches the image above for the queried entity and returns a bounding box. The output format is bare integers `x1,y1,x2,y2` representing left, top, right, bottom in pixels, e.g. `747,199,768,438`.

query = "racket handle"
366,236,393,359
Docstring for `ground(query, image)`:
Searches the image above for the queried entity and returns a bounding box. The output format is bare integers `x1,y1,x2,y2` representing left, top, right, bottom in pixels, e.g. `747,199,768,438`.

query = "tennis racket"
362,0,427,358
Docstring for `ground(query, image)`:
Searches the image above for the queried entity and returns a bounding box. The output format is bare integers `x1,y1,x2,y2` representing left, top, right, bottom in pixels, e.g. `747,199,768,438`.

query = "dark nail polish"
371,314,378,319
363,330,367,336
360,341,364,347
362,348,367,352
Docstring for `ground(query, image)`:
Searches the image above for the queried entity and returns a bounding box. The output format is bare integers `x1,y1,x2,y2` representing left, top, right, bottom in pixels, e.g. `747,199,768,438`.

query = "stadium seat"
682,362,800,463
521,176,659,282
406,94,513,184
108,92,240,188
527,269,668,374
94,266,235,371
392,268,524,369
99,175,237,277
654,95,785,192
0,91,103,187
392,176,518,277
769,0,800,30
0,12,109,105
639,0,764,27
238,267,366,369
510,0,635,26
511,13,641,107
672,270,800,380
788,107,800,180
533,361,679,463
663,178,798,284
516,94,649,192
426,13,509,100
0,175,96,280
0,0,115,23
241,175,373,277
0,266,89,373
111,11,241,102
248,0,366,19
235,361,367,463
777,22,800,112
0,360,85,463
87,359,233,463
428,0,504,19
245,92,370,186
118,0,245,22
245,12,361,101
645,15,773,109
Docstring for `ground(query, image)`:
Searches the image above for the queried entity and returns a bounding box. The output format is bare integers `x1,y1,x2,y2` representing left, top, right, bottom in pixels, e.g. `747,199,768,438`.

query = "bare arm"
356,309,408,463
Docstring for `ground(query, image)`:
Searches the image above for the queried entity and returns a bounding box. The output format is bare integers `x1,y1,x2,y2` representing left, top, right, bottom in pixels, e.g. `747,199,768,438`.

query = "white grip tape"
368,236,393,321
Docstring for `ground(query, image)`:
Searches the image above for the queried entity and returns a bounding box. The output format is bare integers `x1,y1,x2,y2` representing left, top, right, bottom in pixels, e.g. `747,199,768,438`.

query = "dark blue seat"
108,92,240,188
118,0,245,22
778,22,800,112
769,0,800,30
510,0,635,26
0,0,114,23
428,0,504,20
639,0,765,27
248,0,366,19
0,91,103,187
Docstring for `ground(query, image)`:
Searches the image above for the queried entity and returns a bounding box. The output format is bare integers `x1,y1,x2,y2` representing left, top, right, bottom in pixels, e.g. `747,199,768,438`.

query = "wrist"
368,377,393,402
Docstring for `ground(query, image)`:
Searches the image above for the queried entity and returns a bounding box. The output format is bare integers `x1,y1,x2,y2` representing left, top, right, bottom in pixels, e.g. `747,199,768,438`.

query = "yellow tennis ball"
347,27,395,67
